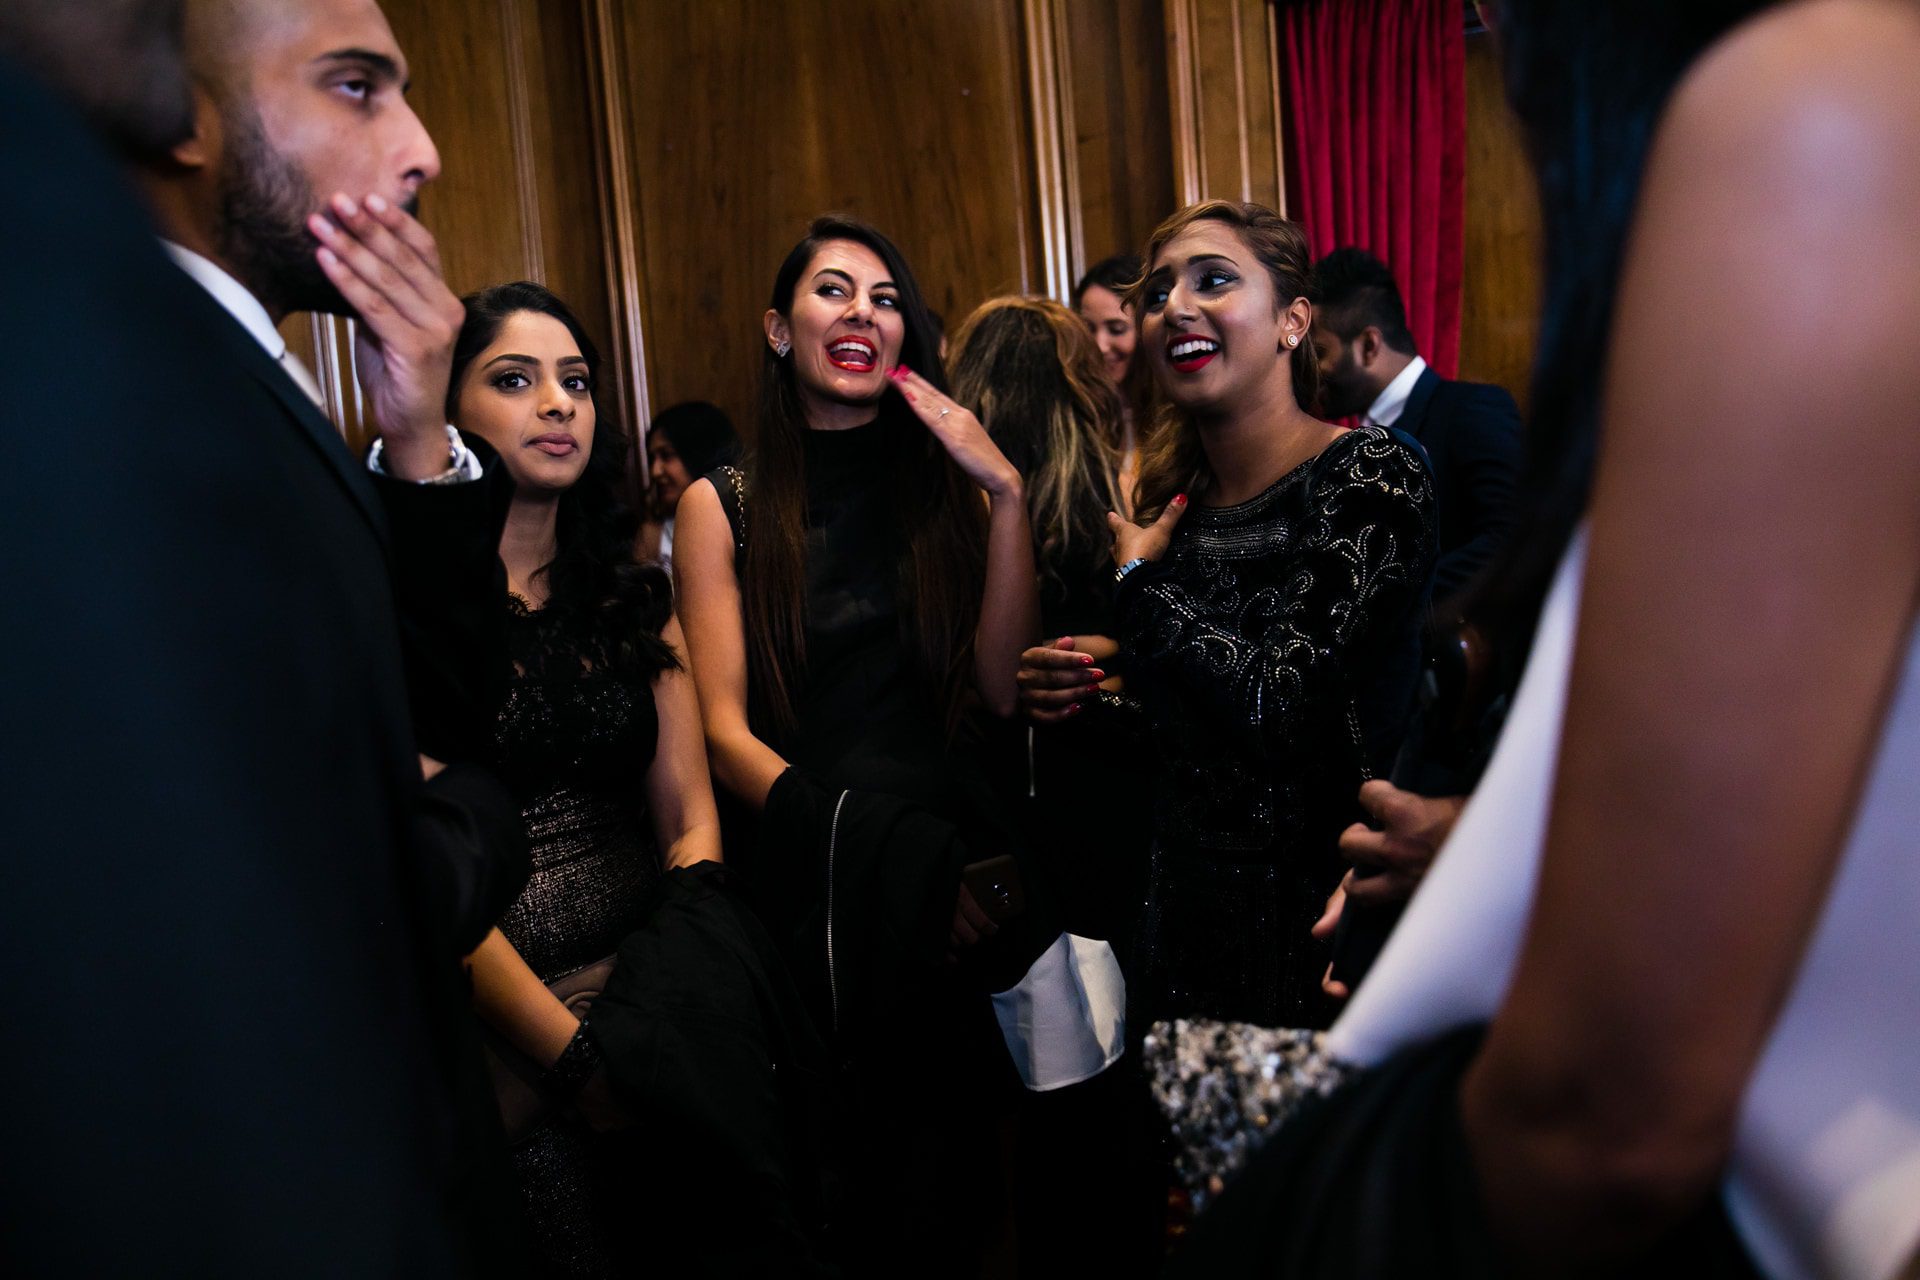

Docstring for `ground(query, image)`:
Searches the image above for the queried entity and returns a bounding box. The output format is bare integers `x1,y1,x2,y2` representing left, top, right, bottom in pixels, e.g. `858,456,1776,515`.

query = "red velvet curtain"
1279,0,1467,377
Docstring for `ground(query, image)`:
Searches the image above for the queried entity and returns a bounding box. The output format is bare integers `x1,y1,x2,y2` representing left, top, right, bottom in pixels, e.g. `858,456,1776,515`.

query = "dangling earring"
774,338,791,357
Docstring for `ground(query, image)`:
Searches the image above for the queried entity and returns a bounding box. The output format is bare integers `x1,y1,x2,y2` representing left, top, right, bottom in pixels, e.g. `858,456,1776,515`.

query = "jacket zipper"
825,789,850,1038
1347,698,1374,783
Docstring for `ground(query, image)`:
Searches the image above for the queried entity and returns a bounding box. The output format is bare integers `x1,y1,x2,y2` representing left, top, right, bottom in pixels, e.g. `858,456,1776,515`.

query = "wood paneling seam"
1230,0,1252,202
584,0,651,434
499,0,546,279
1265,0,1286,217
1167,0,1201,207
1022,0,1074,301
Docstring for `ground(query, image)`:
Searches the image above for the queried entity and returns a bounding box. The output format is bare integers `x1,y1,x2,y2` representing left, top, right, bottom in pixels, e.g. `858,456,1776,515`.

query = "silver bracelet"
1114,556,1150,584
367,424,469,485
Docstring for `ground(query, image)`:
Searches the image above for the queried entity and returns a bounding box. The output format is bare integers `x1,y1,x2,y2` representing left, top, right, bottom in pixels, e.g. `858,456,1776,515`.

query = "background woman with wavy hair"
948,296,1149,947
1022,201,1437,1033
949,294,1163,1272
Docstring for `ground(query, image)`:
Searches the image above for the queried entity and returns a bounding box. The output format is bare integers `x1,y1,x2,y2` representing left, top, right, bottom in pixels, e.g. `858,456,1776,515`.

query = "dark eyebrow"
313,48,407,91
812,267,897,290
1184,253,1235,268
484,353,588,369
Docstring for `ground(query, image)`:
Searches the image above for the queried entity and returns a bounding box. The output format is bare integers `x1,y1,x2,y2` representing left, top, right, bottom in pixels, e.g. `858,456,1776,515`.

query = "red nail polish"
1068,703,1084,715
1087,671,1104,682
1057,636,1073,646
1175,492,1189,505
1079,655,1094,666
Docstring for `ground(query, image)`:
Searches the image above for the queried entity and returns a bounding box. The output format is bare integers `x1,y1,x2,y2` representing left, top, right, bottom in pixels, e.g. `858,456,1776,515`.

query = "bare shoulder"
675,476,728,544
669,476,741,604
1663,0,1920,185
1598,0,1920,505
1625,0,1920,402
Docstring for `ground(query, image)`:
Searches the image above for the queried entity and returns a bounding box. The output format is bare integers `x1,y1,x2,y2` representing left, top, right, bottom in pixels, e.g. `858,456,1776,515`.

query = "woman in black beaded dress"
1021,202,1436,1033
448,282,722,1278
674,217,1039,1278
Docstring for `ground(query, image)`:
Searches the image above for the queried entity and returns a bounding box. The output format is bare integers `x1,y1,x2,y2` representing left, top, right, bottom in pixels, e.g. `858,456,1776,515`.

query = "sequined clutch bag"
1144,1018,1355,1212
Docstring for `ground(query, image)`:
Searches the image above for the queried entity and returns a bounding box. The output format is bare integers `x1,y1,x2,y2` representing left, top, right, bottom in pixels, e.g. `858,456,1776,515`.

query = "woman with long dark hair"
1156,3,1920,1276
674,216,1038,1276
447,281,721,1277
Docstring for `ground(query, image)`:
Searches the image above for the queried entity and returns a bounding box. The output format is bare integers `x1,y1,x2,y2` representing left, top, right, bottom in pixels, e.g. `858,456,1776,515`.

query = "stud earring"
1286,334,1300,348
775,339,791,357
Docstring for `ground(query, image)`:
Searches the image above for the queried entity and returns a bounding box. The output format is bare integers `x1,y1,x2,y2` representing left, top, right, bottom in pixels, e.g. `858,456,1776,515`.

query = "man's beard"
213,97,417,319
1317,353,1371,419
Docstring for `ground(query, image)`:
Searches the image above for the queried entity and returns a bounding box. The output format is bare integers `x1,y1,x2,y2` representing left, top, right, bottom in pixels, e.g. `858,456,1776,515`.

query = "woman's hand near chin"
888,364,1023,498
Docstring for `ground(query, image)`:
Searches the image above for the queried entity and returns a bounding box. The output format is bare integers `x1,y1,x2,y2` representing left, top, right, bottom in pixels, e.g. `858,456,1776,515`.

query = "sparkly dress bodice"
1113,427,1435,1027
493,597,661,983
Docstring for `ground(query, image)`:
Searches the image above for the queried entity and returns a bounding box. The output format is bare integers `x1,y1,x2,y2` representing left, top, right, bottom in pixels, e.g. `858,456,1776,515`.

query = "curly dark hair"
448,280,677,679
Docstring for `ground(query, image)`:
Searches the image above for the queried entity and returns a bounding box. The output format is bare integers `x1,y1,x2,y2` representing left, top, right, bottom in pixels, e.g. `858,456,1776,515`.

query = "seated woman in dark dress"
674,216,1040,1278
1021,202,1436,1032
446,282,721,1278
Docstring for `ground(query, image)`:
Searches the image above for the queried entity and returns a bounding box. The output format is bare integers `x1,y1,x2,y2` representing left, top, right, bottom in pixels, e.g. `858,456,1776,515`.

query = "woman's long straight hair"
1467,0,1782,639
1125,200,1321,522
948,296,1123,595
741,215,985,740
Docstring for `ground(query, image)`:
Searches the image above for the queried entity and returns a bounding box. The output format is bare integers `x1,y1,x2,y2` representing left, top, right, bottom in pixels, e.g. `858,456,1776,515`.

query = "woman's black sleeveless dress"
710,421,1015,1278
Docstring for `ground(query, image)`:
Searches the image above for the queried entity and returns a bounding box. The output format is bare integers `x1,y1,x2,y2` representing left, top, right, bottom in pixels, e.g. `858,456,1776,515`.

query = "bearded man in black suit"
1,0,528,1272
1312,247,1524,607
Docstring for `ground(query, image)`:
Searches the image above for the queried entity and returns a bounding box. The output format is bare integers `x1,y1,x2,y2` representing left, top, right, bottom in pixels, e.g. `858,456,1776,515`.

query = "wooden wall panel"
1165,0,1285,211
1059,0,1177,272
594,0,1047,433
1457,30,1540,408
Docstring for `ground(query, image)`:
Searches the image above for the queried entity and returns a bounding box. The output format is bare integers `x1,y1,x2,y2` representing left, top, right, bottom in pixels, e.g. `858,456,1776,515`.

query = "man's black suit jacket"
1,63,525,1275
1394,365,1523,604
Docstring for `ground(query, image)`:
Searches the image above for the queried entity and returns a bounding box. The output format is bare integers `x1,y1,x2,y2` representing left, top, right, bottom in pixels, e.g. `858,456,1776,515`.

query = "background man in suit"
1312,247,1524,604
1,0,527,1272
1309,251,1526,997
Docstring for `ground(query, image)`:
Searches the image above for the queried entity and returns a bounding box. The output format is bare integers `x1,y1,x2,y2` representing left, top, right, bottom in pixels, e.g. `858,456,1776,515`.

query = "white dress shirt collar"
163,238,480,482
1363,354,1428,428
162,240,286,360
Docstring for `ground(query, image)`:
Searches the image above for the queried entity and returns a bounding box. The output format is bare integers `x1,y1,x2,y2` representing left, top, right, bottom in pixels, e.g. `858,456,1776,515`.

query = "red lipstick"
1167,332,1220,374
826,335,878,372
